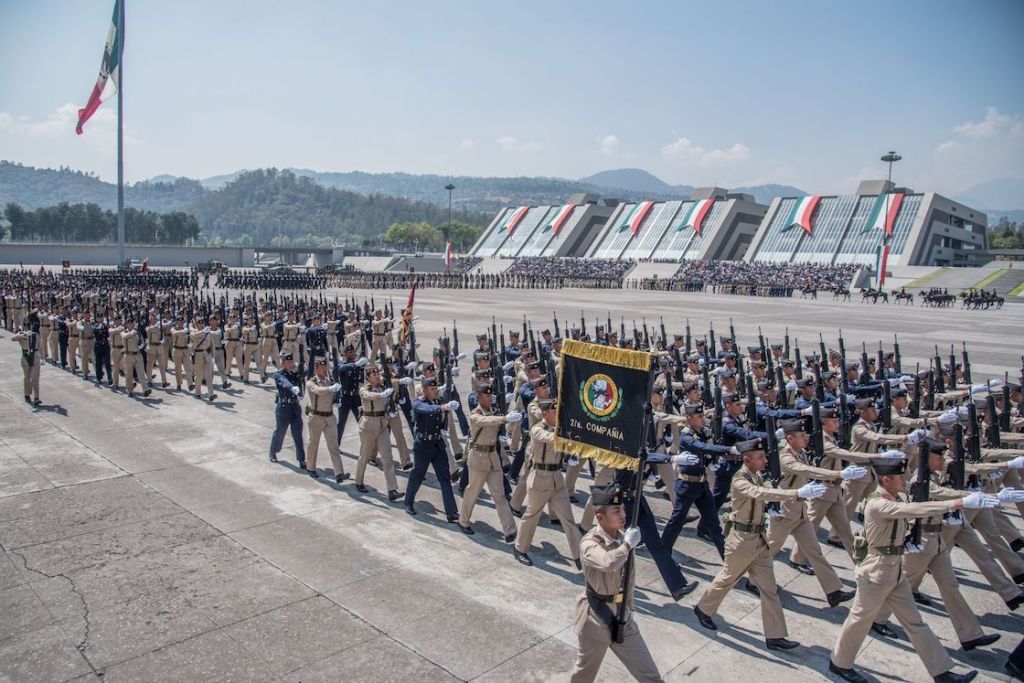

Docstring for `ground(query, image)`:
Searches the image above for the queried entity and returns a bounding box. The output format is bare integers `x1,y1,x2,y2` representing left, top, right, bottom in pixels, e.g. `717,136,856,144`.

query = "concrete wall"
0,243,255,267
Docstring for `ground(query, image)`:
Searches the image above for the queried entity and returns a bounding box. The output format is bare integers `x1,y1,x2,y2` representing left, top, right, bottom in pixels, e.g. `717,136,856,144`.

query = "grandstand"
744,180,988,268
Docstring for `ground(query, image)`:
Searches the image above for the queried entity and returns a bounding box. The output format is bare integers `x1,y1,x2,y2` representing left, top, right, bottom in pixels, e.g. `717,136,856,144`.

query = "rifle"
712,383,723,443
910,368,921,419
947,423,966,490
1001,376,1012,432
819,333,828,372
408,322,418,363
837,383,852,449
908,438,930,546
881,379,892,431
642,318,650,350
659,316,667,351
708,325,716,361
859,343,871,385
966,401,982,488
794,339,803,379
736,354,745,396
491,316,498,354
553,312,560,339
729,318,736,349
580,310,586,338
380,350,397,415
452,319,460,360
961,342,972,385
875,342,885,381
775,365,789,409
673,343,684,383
893,334,902,374
810,398,825,467
784,327,791,361
924,368,935,411
985,393,1001,448
933,346,946,394
764,414,782,515
948,345,957,391
685,318,692,355
620,317,627,347
745,374,757,424
522,314,528,342
701,360,712,407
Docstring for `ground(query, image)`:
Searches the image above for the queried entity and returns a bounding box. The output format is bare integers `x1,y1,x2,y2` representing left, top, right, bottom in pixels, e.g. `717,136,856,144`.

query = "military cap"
279,351,294,361
854,397,876,411
438,336,450,344
804,353,820,363
687,352,702,363
365,363,381,374
473,368,493,379
720,336,733,343
779,419,806,434
756,380,773,392
736,438,763,454
476,333,488,341
781,359,796,367
680,381,699,393
518,341,530,350
420,361,436,372
845,362,860,372
721,351,737,360
818,407,838,419
509,330,520,337
891,387,908,398
314,356,329,366
770,343,783,350
1005,381,1022,393
820,370,836,381
343,344,356,353
870,457,907,476
473,350,491,362
595,325,605,331
794,378,813,389
747,346,761,354
542,329,551,336
683,402,704,415
674,334,686,342
421,377,439,387
552,336,563,343
718,368,736,379
721,392,741,405
883,351,895,360
525,361,541,371
925,437,947,453
828,348,841,358
531,375,549,388
474,382,493,395
538,398,558,411
590,482,624,506
750,360,767,369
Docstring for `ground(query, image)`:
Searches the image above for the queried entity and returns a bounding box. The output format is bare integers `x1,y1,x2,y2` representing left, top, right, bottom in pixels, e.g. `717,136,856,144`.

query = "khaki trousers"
356,416,397,491
80,341,94,377
122,353,148,393
459,449,516,536
146,345,168,385
831,555,953,677
971,508,1024,577
192,352,214,397
791,493,855,565
946,520,1023,602
225,340,242,376
172,349,192,388
697,530,788,639
68,338,79,371
387,413,410,467
307,413,345,474
766,514,843,595
259,338,278,375
110,348,124,387
569,604,662,682
48,330,59,359
242,344,259,382
514,470,581,559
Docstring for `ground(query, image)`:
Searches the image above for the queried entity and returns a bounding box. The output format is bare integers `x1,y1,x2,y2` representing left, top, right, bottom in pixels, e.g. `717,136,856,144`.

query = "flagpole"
878,151,901,288
116,0,126,264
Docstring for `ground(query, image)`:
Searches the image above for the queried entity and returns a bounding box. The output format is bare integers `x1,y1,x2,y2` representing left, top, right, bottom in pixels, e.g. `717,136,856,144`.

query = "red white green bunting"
862,193,905,237
781,195,821,235
550,204,575,235
76,0,122,135
677,199,714,234
506,206,529,233
616,204,641,232
628,201,655,235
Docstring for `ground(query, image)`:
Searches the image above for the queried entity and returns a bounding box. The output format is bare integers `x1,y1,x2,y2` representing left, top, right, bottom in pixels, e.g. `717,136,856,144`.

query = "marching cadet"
11,318,41,405
78,310,96,379
871,439,1005,652
110,314,125,389
325,309,339,357
91,311,111,386
334,344,367,447
343,309,362,350
56,307,70,368
207,316,232,390
189,316,217,402
514,398,583,568
370,309,391,359
241,315,259,383
828,457,994,683
306,357,349,483
713,392,766,511
304,313,328,379
224,313,243,380
145,310,169,388
569,483,661,683
282,312,305,373
269,351,306,468
759,419,859,605
403,377,460,522
67,309,80,373
171,316,194,391
354,363,400,499
693,438,827,651
258,312,278,382
36,307,50,362
458,382,521,540
386,357,414,470
121,318,152,397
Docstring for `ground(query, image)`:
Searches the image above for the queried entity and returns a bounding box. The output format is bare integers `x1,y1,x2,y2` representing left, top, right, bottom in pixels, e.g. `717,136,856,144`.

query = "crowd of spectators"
504,257,634,287
631,261,858,297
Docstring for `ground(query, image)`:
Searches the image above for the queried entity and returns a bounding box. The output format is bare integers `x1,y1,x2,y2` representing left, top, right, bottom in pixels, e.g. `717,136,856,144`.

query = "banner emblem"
581,373,622,421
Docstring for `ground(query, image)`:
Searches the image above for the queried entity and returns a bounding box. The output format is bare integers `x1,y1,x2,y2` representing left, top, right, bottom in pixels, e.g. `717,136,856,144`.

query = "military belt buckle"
613,592,623,604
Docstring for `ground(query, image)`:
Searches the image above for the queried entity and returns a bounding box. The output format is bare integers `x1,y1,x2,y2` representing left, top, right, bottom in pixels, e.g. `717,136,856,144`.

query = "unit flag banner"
555,339,656,470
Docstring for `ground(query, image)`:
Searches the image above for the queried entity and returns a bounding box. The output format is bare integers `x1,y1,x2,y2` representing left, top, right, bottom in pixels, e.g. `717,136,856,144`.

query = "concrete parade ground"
1,287,1022,682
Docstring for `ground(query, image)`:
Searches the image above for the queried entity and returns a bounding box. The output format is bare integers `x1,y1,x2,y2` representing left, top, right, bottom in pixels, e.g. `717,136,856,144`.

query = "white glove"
498,435,510,445
445,400,460,411
400,376,413,385
906,428,929,446
798,482,827,499
728,446,740,457
328,382,341,392
504,376,514,386
290,386,300,396
672,453,701,467
652,413,661,425
879,449,906,460
786,381,797,391
904,540,923,554
841,465,868,481
405,361,418,372
355,357,369,367
505,411,523,423
988,470,1004,483
1007,456,1024,470
450,367,460,377
801,407,813,416
623,527,642,549
380,387,394,399
998,488,1024,504
203,326,210,332
441,429,449,438
505,392,515,404
946,511,963,526
502,360,515,371
456,352,466,361
774,427,785,441
566,455,579,467
962,492,999,509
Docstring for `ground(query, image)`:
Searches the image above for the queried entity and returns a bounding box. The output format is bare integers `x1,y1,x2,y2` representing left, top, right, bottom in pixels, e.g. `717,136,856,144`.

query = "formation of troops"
3,264,1024,683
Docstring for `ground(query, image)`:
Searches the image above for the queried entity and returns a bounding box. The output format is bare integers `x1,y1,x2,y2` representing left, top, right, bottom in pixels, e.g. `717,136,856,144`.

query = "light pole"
878,150,901,287
444,183,455,248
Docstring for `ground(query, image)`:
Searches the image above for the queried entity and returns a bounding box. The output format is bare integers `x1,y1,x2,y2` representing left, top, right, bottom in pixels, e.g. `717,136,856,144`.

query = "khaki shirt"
306,377,336,414
469,405,504,449
172,328,190,349
729,465,801,529
190,328,213,353
778,444,840,520
359,384,389,416
579,525,634,617
861,486,957,566
851,418,905,453
122,329,141,354
529,422,560,466
242,326,258,344
890,408,927,435
146,324,163,345
283,322,302,343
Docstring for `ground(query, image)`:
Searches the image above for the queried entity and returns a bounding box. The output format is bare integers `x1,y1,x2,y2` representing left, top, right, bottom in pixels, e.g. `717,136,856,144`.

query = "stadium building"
469,193,616,258
744,180,988,268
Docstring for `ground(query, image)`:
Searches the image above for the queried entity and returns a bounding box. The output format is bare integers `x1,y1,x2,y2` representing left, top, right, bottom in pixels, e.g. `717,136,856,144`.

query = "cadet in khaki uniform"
224,314,242,379
370,310,391,359
569,483,661,683
109,319,125,389
761,419,859,605
36,310,50,362
827,457,992,683
871,440,1004,651
241,316,260,383
258,313,278,381
121,318,152,397
171,318,193,391
513,399,583,568
305,357,349,483
67,311,81,373
208,317,232,390
282,314,304,371
189,317,217,402
145,311,169,387
354,364,400,499
458,383,520,540
12,319,41,404
78,314,95,378
693,438,826,651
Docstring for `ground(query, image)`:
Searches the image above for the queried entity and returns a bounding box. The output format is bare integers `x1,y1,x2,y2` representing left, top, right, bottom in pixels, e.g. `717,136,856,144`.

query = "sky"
1,0,1023,196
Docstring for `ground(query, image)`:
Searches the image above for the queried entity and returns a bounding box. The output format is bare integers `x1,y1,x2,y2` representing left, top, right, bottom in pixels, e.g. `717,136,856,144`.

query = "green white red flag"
781,195,821,235
76,0,123,135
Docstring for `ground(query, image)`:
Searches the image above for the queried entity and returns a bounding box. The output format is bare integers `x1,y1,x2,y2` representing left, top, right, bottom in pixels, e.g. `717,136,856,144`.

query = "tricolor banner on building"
628,201,655,235
555,340,656,470
549,204,575,234
781,195,821,235
506,206,529,233
862,193,905,237
678,198,714,234
76,0,123,135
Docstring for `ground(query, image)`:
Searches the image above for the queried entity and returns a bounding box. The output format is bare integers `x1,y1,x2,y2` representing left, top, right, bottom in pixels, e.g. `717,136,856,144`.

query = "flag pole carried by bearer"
76,0,126,264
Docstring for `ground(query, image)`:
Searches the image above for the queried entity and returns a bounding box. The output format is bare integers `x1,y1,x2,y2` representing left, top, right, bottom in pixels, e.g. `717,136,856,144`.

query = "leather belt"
244,342,258,346
733,522,765,534
113,345,124,349
473,444,497,453
868,545,904,556
921,523,942,533
534,463,560,471
374,333,386,336
313,410,333,417
174,345,188,349
363,410,386,417
680,474,707,483
585,586,622,603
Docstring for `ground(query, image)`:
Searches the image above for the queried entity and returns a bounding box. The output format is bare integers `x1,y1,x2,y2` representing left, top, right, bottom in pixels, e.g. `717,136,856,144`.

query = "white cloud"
927,106,1024,194
952,107,1021,139
661,137,750,165
936,140,958,154
460,138,474,149
596,134,620,156
495,136,542,152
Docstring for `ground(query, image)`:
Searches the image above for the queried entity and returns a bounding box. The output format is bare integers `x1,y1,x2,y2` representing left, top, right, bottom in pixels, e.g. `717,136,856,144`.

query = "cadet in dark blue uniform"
57,307,70,368
713,392,767,511
404,377,460,521
93,313,113,385
269,351,306,467
662,403,730,558
333,344,366,446
305,313,328,378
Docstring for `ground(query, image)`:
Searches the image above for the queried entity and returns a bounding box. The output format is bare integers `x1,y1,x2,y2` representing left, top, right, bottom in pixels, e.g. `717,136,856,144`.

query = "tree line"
987,217,1024,249
3,202,200,244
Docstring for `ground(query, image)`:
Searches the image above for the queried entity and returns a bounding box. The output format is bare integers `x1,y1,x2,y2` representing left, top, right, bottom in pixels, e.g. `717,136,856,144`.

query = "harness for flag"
398,282,416,346
76,0,123,135
555,339,656,470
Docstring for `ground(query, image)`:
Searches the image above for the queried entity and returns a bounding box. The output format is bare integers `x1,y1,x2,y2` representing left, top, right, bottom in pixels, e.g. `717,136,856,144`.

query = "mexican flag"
548,204,575,235
875,243,891,286
628,201,655,235
677,199,714,234
862,193,905,237
444,242,452,272
506,206,529,233
781,195,821,235
76,0,123,135
615,204,641,232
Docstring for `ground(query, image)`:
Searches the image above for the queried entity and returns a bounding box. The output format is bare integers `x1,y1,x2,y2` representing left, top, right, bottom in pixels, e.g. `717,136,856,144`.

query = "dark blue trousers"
712,459,742,511
616,470,690,595
404,441,458,517
271,403,306,464
94,344,112,383
662,480,726,559
336,397,360,444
